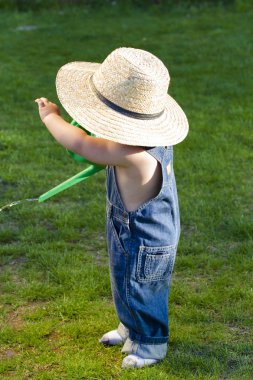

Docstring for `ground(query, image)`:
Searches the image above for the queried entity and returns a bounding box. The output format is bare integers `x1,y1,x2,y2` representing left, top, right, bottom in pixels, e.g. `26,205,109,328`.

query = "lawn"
0,2,252,379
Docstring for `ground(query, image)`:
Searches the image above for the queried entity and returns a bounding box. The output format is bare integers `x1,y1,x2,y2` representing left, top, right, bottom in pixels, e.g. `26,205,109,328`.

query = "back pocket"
136,245,176,282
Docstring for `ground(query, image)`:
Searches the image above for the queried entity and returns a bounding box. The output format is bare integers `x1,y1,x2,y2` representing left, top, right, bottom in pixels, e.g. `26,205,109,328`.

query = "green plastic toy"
38,120,104,203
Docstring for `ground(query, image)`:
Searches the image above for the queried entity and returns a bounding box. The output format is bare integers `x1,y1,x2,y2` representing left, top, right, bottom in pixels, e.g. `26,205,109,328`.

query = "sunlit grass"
0,3,252,379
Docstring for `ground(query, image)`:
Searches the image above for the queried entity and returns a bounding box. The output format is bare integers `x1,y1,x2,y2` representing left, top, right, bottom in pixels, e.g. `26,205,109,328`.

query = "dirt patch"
9,256,27,267
0,256,27,273
0,178,17,196
225,324,251,340
6,301,49,330
0,349,16,360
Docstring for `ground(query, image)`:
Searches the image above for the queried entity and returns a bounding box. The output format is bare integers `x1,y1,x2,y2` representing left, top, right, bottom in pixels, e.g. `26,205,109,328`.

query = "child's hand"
35,97,60,123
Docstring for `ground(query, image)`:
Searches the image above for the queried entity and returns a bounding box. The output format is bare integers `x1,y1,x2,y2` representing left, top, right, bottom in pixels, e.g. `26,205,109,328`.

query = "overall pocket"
136,245,176,282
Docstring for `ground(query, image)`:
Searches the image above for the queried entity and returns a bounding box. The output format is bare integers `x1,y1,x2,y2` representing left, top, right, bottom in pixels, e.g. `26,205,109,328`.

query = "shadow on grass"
164,341,252,378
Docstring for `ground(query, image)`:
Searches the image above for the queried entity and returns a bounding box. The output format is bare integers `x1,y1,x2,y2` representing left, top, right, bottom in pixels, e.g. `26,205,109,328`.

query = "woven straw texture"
56,47,189,146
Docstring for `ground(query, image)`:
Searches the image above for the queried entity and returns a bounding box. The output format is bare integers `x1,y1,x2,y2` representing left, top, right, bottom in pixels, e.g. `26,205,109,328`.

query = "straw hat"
56,47,189,147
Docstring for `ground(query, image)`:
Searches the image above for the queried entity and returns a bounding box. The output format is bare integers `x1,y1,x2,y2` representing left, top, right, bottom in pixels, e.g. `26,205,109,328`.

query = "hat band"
90,76,164,120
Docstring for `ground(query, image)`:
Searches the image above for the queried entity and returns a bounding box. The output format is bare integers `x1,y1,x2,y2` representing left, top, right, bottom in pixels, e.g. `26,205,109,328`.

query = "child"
35,47,188,369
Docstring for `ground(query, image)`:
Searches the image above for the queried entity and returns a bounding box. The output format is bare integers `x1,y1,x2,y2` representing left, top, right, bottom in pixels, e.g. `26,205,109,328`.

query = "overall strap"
145,146,173,186
145,146,173,164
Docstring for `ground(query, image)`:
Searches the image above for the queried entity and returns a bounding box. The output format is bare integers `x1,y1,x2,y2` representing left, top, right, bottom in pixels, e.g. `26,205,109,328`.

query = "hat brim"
56,62,189,147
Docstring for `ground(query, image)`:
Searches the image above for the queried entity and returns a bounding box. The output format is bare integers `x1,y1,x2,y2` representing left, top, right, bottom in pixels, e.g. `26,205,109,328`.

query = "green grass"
0,3,252,379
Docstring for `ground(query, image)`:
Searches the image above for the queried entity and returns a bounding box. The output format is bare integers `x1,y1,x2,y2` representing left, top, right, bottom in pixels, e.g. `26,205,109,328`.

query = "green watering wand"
38,120,104,203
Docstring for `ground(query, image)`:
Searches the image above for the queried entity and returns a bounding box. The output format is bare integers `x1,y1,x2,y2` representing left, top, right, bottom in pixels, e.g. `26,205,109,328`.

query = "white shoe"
99,330,124,345
122,354,158,368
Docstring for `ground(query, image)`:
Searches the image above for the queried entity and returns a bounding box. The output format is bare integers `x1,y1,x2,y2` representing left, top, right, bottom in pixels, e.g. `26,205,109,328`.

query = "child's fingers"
40,97,49,104
35,98,48,108
36,100,45,108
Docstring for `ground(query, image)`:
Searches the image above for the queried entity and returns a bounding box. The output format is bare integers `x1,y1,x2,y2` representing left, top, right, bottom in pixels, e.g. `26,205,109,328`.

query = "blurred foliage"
1,0,251,12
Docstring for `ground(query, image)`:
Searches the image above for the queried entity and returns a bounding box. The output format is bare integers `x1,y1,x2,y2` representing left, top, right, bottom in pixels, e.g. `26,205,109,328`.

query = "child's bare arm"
35,97,143,167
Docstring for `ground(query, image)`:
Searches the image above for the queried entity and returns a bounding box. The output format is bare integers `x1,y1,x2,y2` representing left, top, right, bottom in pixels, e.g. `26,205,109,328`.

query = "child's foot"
99,329,125,345
121,354,159,369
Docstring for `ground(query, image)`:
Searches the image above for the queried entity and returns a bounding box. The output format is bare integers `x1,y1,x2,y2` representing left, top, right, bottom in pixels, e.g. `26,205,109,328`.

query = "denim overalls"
106,146,180,360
